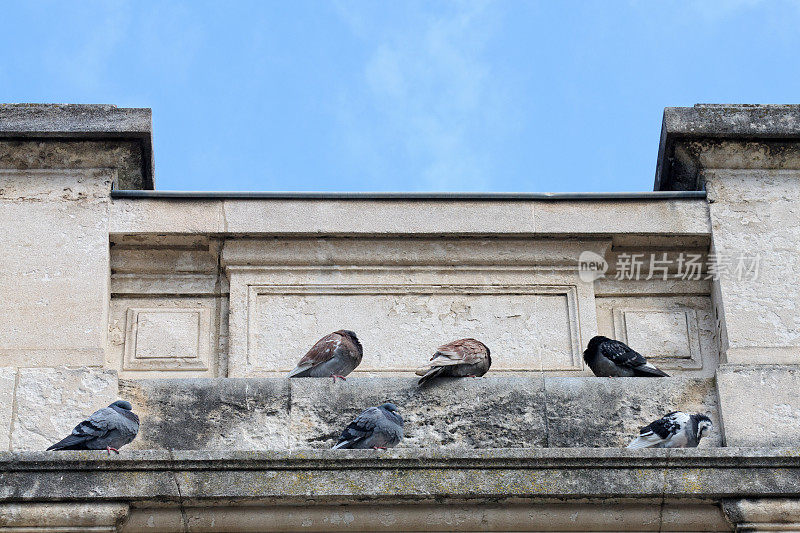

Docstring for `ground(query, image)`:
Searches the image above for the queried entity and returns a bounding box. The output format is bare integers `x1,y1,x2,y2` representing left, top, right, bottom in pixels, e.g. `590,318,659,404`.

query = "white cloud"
334,1,505,190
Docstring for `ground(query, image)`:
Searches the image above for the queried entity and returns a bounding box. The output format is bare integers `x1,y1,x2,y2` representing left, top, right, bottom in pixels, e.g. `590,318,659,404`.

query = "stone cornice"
2,448,800,502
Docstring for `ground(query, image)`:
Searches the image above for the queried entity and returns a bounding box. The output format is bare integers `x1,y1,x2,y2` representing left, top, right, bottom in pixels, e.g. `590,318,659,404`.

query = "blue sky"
2,1,799,192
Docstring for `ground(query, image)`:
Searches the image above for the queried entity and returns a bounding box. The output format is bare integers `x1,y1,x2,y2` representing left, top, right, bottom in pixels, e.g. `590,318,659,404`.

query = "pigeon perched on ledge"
627,411,712,448
288,330,363,382
416,338,491,385
332,403,404,450
583,336,669,377
46,400,139,454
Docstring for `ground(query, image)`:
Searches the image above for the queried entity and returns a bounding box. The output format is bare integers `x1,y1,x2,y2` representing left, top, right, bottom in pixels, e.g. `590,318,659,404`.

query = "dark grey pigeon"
47,400,139,454
583,335,669,377
332,403,404,450
288,330,363,382
627,411,713,448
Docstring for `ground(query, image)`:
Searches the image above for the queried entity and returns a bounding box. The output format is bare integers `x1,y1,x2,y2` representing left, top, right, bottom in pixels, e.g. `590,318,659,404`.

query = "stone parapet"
2,448,800,531
117,376,720,452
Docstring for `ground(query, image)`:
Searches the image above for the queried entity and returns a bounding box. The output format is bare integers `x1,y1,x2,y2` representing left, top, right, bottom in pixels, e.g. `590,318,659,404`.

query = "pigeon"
583,336,669,377
46,400,139,454
627,411,713,448
332,403,404,450
288,330,363,382
415,338,491,385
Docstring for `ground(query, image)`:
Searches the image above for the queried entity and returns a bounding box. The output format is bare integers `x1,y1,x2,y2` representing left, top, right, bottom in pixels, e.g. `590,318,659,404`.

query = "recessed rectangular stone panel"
247,284,582,374
613,307,703,370
124,307,211,371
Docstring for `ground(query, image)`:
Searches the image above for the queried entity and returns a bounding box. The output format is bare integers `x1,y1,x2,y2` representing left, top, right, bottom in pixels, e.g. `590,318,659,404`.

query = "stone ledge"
1,448,799,502
108,197,711,236
656,104,800,190
0,103,153,189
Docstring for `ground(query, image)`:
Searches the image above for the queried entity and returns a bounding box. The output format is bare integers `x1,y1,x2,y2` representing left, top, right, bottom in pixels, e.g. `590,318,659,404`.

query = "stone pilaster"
0,105,151,451
656,104,800,446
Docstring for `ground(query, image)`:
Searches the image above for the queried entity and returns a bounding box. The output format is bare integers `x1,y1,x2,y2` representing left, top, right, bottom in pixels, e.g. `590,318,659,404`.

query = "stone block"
0,169,113,367
11,367,117,451
704,169,800,364
544,377,721,447
288,376,548,449
716,365,800,447
0,503,129,530
0,104,152,189
120,378,291,450
0,368,16,451
109,198,226,234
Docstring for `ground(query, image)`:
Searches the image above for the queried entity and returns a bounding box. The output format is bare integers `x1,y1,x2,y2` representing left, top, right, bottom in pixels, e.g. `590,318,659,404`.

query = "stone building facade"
1,103,799,531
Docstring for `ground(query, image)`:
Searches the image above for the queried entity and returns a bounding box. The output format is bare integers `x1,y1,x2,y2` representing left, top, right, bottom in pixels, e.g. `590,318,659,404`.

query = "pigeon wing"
627,411,686,448
599,339,648,369
333,407,380,449
428,339,486,367
288,333,342,377
599,339,669,377
46,407,116,450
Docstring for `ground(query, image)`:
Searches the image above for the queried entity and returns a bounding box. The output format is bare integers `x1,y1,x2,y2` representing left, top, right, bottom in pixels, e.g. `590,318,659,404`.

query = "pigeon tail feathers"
417,366,445,386
626,433,664,448
633,364,670,377
46,434,91,451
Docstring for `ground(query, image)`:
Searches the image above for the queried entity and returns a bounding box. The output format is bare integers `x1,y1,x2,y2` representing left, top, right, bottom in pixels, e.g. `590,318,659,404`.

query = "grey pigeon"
332,403,404,450
627,411,712,448
583,335,669,377
46,400,139,454
288,330,363,382
416,338,491,385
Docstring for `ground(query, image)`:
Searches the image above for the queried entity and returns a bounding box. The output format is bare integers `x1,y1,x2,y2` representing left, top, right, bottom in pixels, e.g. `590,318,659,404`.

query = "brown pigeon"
288,330,363,381
416,338,491,385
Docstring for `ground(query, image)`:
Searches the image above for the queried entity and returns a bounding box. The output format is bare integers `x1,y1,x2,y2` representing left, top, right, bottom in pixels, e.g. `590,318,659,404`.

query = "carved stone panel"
123,308,211,371
613,308,702,370
109,297,219,378
596,295,718,376
245,284,582,375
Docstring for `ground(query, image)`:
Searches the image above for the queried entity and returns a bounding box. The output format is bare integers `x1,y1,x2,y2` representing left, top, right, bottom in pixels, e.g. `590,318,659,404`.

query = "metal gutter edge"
111,190,707,201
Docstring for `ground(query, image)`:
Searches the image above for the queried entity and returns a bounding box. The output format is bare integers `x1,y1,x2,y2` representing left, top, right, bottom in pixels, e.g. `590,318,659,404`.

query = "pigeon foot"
106,446,120,455
372,446,387,450
467,374,478,378
330,374,347,383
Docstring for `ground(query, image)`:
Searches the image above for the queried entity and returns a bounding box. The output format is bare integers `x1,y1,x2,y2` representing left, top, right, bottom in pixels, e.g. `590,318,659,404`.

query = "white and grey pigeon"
288,330,363,382
46,400,139,454
332,403,404,450
583,335,669,377
627,411,713,449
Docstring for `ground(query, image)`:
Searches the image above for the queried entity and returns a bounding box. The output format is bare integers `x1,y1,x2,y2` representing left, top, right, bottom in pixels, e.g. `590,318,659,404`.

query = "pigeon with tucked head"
288,330,363,382
332,403,404,450
47,400,139,454
627,411,712,448
583,336,669,377
416,338,491,386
